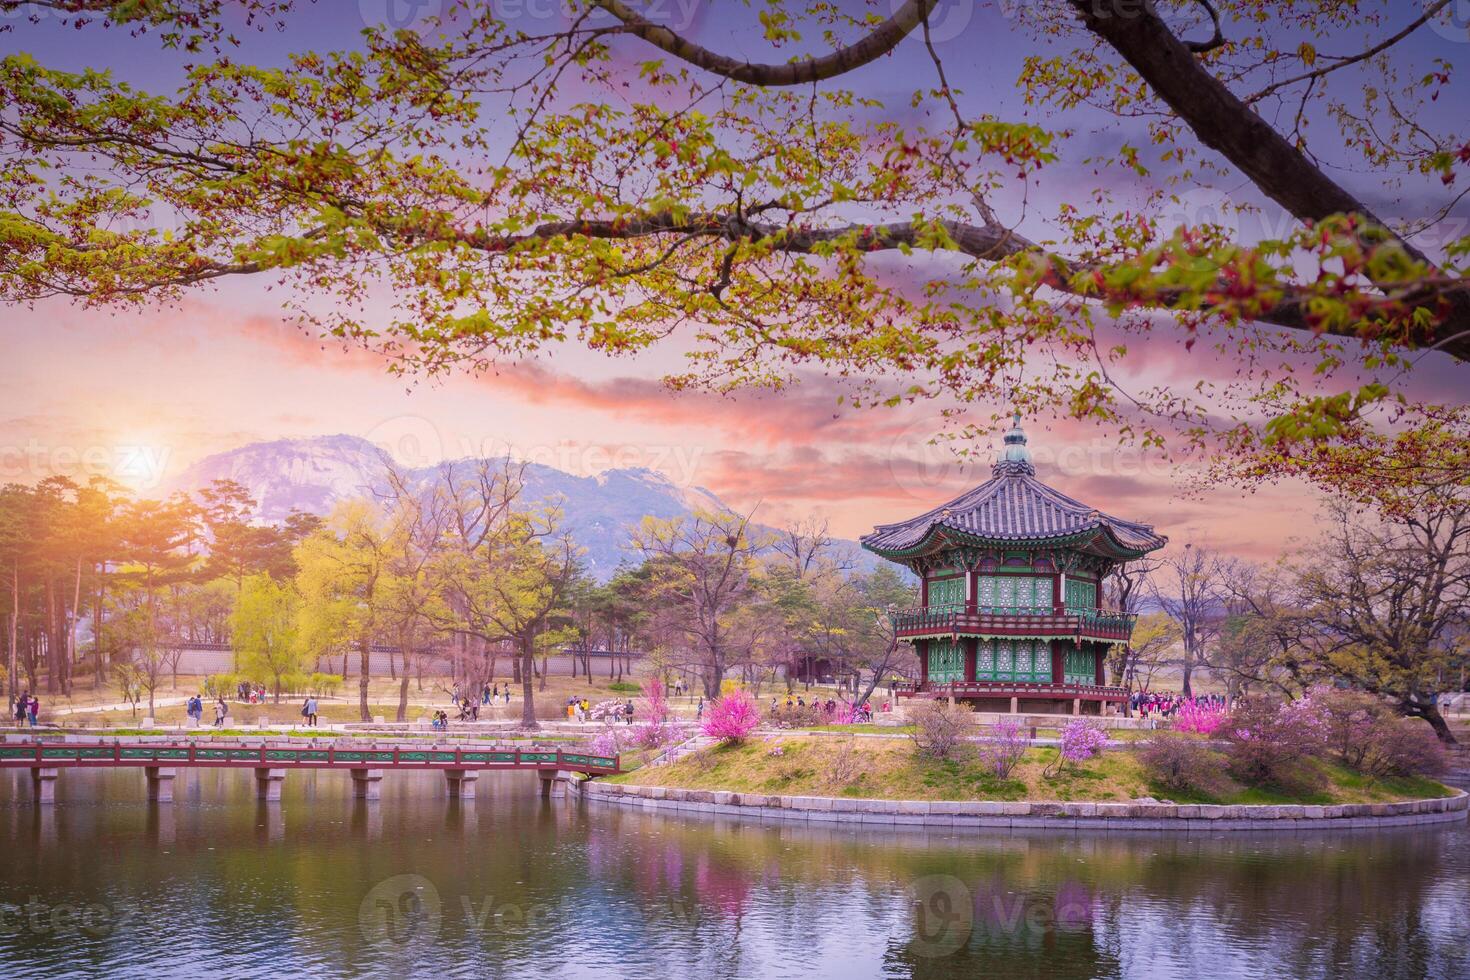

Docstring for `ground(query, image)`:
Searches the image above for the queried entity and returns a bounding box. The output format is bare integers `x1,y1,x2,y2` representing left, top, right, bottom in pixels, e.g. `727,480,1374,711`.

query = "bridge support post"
539,771,554,798
254,767,286,802
351,768,383,801
1009,696,1019,714
1072,698,1081,716
30,767,58,805
445,769,478,800
145,766,177,803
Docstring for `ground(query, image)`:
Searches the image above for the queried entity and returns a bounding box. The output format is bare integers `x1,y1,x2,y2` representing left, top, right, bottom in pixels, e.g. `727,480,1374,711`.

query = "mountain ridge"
166,434,875,580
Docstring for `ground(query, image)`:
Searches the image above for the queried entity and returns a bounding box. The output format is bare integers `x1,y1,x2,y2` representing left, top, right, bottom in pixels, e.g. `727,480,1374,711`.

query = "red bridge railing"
0,741,622,774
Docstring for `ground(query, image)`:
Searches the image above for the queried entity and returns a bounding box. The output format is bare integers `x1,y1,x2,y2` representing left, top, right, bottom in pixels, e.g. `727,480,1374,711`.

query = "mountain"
166,435,874,580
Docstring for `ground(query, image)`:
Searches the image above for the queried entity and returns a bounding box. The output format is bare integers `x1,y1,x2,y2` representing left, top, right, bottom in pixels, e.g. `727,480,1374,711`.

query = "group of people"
9,693,39,727
460,682,512,706
234,681,270,704
565,697,592,721
1129,691,1228,719
455,697,480,722
184,694,232,727
771,694,883,722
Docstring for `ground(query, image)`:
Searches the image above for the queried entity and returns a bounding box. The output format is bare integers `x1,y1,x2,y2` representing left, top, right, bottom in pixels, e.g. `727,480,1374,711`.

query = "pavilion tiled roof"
861,417,1167,557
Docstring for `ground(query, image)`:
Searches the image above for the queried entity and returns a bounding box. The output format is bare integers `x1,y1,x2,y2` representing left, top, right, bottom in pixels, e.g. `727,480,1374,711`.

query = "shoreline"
580,780,1469,832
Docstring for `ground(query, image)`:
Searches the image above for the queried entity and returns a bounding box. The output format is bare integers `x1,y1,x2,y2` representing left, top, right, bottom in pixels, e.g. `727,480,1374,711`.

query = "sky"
2,0,1467,560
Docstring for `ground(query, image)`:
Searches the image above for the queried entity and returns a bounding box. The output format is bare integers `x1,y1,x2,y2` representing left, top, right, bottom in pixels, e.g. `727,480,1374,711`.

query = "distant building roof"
861,414,1167,560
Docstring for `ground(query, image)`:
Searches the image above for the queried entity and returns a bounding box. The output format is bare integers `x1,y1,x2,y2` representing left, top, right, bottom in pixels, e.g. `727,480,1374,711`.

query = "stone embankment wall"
581,781,1468,831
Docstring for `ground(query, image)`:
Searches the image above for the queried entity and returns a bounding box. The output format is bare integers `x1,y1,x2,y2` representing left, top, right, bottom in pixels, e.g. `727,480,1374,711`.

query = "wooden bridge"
0,739,621,804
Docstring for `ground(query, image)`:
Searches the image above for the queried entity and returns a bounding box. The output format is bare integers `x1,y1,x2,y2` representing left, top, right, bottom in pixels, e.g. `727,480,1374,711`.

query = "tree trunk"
358,637,371,722
396,635,412,722
703,658,724,699
1412,700,1459,745
519,635,538,729
92,570,104,692
44,579,57,693
7,562,17,700
69,557,81,683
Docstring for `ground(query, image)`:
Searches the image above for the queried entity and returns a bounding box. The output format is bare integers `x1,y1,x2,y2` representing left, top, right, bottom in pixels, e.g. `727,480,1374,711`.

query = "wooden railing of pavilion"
892,604,1135,643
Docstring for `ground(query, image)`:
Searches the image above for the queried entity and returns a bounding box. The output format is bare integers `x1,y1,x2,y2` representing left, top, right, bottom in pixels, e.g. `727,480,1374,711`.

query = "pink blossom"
1174,699,1230,736
1058,719,1108,764
701,689,761,742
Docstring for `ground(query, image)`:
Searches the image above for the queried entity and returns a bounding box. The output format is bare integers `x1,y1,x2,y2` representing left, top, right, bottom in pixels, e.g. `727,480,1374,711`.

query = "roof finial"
993,409,1036,476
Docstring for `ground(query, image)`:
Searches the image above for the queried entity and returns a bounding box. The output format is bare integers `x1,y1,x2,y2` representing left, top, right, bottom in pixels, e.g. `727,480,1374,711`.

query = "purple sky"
2,1,1466,556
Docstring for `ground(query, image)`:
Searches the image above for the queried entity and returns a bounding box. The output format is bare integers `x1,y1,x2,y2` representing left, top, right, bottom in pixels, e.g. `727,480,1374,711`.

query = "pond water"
1,767,1467,979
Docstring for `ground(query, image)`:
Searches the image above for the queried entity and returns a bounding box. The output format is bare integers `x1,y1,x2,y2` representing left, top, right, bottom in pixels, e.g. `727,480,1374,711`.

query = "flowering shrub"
631,678,683,749
589,699,625,723
1293,686,1447,777
641,678,669,722
1359,715,1448,778
1045,719,1108,778
1138,733,1231,797
1223,697,1328,794
589,728,626,758
1173,699,1229,736
979,718,1029,779
634,719,686,750
907,699,973,759
702,689,761,743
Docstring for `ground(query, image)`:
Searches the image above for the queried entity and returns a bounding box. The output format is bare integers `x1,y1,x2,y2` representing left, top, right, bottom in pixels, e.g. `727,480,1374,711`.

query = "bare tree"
1209,561,1316,699
633,509,769,697
772,517,850,580
1287,503,1470,743
1147,543,1228,697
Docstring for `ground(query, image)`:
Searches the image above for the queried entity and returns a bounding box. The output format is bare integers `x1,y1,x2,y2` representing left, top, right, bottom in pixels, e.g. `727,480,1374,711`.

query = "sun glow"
110,433,173,491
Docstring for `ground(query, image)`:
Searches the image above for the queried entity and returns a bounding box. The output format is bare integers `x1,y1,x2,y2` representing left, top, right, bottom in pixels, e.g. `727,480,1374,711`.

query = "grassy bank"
609,735,1455,806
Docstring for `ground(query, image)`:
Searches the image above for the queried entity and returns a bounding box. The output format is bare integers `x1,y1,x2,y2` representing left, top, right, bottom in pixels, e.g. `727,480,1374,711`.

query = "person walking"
214,697,228,727
26,694,39,727
13,693,27,726
307,696,319,727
